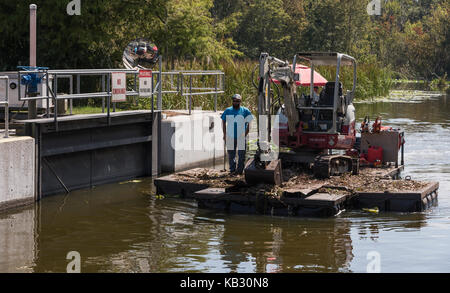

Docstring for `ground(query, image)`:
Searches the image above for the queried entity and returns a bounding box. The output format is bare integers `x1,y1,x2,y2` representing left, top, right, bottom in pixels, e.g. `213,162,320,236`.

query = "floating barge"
154,166,439,217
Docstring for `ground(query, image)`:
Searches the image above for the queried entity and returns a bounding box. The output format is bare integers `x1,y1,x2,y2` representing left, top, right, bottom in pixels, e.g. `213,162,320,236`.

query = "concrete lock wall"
0,137,35,212
161,111,225,173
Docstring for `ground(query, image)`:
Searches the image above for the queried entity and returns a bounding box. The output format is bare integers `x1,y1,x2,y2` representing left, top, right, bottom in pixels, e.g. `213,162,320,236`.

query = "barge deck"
154,166,439,217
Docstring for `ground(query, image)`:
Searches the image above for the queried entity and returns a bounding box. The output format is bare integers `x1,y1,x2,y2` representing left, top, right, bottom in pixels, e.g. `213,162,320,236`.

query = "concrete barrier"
0,136,35,212
161,111,225,172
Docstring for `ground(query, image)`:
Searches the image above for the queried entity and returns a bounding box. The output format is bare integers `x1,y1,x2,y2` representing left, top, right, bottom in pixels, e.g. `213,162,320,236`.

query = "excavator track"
313,155,354,178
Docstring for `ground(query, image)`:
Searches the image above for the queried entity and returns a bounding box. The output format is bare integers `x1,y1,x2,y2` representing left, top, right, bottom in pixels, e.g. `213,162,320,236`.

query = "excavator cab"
301,81,345,132
319,81,342,106
296,52,356,136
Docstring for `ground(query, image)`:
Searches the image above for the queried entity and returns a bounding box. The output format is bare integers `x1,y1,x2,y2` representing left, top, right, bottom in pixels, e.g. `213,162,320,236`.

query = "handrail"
0,76,9,138
48,69,139,74
10,66,225,130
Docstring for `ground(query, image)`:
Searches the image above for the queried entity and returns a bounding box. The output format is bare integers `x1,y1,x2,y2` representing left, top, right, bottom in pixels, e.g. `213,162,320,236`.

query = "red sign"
139,70,153,97
139,70,152,78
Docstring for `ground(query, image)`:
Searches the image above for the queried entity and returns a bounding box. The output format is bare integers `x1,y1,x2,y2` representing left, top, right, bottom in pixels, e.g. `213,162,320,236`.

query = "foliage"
0,0,448,106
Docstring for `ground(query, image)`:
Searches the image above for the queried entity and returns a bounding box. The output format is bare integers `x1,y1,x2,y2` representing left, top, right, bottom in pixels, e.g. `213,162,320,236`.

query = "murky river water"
1,90,449,273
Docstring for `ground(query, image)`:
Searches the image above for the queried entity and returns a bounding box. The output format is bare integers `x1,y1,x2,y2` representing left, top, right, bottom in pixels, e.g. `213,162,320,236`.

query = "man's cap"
232,94,242,100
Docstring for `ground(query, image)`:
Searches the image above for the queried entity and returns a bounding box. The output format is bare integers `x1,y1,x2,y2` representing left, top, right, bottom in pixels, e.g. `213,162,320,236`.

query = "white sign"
111,72,126,102
139,70,153,97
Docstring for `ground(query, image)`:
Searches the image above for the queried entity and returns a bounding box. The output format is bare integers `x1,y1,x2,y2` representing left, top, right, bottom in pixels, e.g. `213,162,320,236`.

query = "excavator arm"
245,53,300,185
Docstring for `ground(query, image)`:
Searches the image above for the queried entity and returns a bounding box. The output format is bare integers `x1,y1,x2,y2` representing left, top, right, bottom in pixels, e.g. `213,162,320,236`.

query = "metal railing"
0,76,9,138
10,63,225,131
156,70,225,114
179,71,225,114
16,68,141,131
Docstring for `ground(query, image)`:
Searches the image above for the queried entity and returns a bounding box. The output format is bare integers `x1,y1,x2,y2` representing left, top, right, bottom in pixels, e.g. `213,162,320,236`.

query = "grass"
316,63,393,100
430,73,449,91
71,59,396,114
70,106,127,115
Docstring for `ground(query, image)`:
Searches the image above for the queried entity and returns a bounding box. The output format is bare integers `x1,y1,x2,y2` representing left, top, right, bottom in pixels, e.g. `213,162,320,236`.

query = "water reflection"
218,216,354,273
0,207,37,272
0,91,449,273
32,181,158,272
352,212,428,240
0,180,441,273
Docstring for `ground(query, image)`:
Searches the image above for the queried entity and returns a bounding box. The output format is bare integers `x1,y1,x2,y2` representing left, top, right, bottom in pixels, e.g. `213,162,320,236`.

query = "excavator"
244,52,358,185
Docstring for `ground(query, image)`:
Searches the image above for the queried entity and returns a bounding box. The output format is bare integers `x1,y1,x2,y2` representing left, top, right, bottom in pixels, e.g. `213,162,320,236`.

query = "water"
1,90,449,273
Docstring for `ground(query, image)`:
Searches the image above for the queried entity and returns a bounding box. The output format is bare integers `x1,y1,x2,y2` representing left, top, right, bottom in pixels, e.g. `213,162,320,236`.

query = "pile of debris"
173,167,428,197
175,168,244,188
283,168,429,194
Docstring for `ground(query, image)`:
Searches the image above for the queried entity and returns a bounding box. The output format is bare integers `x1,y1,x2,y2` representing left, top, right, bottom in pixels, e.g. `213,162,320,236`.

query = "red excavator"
244,52,359,184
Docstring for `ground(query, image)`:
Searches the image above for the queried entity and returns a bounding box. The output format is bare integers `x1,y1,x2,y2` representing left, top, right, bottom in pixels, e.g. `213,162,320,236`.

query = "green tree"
152,0,236,67
403,0,449,78
0,0,166,70
301,0,372,60
233,0,293,59
210,0,245,20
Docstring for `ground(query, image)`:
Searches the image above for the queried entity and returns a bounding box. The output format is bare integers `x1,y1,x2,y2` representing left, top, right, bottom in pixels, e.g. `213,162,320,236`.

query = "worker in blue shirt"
221,94,253,175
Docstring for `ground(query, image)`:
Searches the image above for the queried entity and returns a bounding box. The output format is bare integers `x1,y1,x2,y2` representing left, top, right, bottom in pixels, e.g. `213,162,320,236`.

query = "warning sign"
139,70,152,97
111,72,126,102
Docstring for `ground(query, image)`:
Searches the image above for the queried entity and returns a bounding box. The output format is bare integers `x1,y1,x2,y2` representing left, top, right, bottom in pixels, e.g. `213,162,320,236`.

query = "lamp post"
28,4,37,119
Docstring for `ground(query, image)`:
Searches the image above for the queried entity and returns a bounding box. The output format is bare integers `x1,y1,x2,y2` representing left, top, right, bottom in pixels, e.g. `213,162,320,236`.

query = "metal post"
310,62,314,100
134,72,138,106
310,62,316,130
46,72,50,117
107,73,111,125
401,132,405,166
4,82,8,138
101,74,105,113
1,76,9,138
28,4,37,119
77,74,80,114
180,74,187,111
54,74,58,131
157,56,162,110
333,54,342,134
267,77,271,142
69,75,73,115
151,73,154,113
189,75,192,115
214,74,218,112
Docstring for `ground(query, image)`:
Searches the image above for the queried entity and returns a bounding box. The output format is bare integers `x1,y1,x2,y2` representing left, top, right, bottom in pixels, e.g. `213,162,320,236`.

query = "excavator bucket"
244,158,283,186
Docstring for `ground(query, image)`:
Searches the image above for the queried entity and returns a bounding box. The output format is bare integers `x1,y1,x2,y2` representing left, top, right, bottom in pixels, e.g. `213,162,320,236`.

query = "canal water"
0,90,449,273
